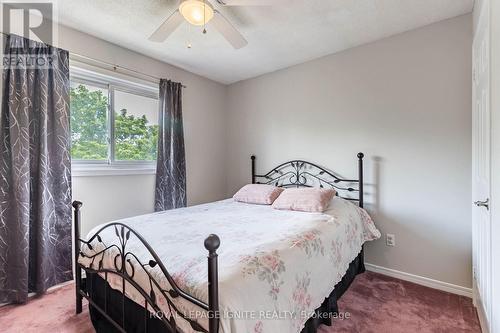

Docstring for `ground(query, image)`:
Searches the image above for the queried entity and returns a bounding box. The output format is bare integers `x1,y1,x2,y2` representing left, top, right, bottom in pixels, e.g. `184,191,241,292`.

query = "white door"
472,0,492,330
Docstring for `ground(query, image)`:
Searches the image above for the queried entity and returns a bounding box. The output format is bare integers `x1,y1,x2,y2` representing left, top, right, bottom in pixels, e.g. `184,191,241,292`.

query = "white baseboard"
0,280,74,308
365,263,473,298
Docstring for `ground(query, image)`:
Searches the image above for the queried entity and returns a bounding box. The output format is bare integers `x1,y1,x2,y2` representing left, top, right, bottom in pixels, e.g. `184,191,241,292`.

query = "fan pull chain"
203,0,207,34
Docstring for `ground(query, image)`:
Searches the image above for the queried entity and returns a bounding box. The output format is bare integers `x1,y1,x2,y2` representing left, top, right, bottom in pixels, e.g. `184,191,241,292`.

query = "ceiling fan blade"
211,11,248,49
216,0,289,5
149,10,184,42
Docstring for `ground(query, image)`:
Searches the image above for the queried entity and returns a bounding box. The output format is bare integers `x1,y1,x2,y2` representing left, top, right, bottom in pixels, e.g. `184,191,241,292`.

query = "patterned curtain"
0,35,72,303
154,79,186,211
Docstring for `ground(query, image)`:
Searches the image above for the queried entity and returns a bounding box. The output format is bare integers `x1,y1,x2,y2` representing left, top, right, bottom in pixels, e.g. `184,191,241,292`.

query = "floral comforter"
79,197,380,333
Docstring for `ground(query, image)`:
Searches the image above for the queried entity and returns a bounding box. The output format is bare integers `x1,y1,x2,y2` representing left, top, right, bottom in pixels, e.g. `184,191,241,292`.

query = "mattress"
79,197,380,333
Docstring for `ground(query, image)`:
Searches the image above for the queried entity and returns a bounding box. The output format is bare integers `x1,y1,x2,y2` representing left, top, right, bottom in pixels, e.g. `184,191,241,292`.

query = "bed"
73,153,380,333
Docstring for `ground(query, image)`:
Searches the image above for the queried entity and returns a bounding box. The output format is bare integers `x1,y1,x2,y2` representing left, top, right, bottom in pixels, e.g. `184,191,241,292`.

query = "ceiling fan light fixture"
179,0,214,26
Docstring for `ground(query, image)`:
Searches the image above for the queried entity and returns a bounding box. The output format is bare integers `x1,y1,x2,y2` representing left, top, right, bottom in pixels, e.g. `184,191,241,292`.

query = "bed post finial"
204,234,220,253
251,155,256,184
72,200,83,314
357,153,364,208
205,234,220,333
72,200,82,210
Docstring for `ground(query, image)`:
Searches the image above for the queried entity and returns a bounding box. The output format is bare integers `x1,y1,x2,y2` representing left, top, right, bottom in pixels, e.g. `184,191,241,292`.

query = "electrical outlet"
386,234,396,247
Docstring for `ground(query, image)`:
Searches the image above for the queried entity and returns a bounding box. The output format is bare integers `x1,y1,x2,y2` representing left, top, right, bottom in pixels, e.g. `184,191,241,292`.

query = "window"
70,67,159,175
70,80,109,161
114,89,158,161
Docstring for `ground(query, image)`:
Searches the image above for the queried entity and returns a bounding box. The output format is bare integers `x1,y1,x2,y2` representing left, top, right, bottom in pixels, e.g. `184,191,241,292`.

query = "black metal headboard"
251,153,364,207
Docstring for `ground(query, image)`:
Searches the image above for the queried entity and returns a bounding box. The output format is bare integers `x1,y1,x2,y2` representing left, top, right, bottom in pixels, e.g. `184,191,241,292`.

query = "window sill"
72,164,156,177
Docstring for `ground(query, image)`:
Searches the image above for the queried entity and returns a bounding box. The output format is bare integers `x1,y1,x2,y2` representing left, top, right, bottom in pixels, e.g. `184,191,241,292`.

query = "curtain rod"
71,53,187,88
0,31,186,88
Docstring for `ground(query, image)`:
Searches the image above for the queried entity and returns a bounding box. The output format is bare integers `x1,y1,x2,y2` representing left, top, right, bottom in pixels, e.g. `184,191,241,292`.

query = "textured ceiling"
54,0,474,84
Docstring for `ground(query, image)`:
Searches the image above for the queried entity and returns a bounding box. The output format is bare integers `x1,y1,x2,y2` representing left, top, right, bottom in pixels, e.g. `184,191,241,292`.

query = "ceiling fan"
149,0,287,49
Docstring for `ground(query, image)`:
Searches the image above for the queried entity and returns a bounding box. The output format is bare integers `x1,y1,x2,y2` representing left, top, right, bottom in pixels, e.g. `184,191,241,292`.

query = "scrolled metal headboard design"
251,153,364,207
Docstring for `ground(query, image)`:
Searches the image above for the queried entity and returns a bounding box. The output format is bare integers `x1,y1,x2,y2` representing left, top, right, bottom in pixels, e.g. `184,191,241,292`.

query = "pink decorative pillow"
272,188,336,212
233,184,284,205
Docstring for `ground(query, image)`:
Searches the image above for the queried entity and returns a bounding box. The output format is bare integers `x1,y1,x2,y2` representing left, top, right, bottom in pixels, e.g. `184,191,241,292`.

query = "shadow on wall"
364,155,393,267
371,156,383,214
362,154,384,256
360,155,383,214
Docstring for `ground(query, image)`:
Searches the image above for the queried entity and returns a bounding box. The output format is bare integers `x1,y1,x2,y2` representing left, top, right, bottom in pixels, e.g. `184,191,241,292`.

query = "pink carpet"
0,271,480,333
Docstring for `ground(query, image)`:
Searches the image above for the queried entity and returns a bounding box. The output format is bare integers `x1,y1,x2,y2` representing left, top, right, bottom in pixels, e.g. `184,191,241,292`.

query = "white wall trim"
72,164,156,177
0,280,74,308
365,263,473,298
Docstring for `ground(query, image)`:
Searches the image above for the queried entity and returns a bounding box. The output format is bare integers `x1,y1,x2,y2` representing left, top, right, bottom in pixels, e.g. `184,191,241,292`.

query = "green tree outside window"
70,84,158,161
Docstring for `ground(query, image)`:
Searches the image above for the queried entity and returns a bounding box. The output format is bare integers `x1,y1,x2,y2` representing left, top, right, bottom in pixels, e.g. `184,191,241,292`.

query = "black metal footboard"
72,201,220,333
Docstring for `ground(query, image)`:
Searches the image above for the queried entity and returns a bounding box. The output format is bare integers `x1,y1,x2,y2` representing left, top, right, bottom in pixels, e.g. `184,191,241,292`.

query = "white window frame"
70,65,159,177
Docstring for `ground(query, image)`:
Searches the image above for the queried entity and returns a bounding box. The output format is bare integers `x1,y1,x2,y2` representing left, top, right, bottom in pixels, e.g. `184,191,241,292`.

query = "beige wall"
225,15,473,288
56,25,228,235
